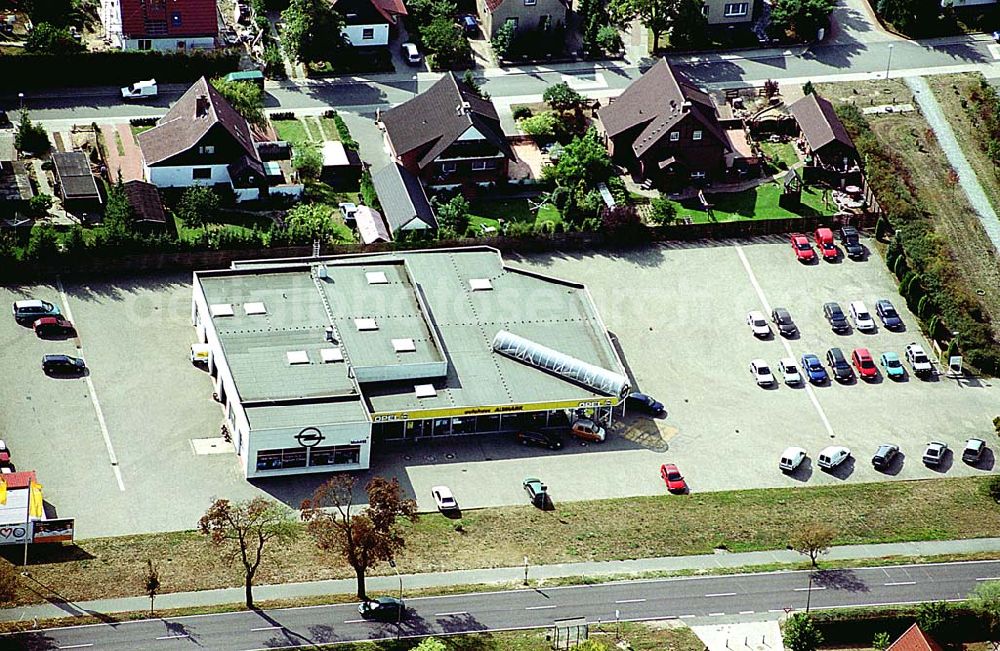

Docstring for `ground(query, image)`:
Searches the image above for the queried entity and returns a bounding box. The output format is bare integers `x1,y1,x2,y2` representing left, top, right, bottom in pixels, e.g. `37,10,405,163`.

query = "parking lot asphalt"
1,238,998,538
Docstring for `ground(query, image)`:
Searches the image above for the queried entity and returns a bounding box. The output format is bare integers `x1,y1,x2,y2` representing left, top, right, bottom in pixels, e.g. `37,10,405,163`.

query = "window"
471,160,489,171
724,2,749,16
171,11,182,27
362,27,374,40
669,131,680,142
198,145,215,155
192,168,211,180
693,130,703,141
524,0,536,5
441,161,458,174
138,39,151,50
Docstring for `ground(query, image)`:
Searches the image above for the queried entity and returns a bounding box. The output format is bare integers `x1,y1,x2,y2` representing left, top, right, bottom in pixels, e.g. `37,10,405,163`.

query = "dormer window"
693,130,703,141
669,131,680,142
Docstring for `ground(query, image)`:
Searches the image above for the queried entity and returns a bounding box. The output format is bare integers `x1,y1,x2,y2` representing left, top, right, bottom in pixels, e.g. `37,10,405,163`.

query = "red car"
790,233,815,262
660,464,687,493
851,347,878,380
814,228,838,260
33,316,74,337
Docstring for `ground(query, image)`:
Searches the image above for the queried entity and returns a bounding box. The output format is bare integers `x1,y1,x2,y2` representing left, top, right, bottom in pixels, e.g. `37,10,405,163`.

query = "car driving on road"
359,596,405,621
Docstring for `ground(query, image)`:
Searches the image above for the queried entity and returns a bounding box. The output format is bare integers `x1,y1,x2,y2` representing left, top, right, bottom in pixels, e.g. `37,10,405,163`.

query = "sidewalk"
4,537,1000,623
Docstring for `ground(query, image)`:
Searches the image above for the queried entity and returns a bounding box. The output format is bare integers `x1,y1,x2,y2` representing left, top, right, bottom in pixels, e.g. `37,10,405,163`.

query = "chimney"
196,95,210,118
682,101,692,110
457,101,471,115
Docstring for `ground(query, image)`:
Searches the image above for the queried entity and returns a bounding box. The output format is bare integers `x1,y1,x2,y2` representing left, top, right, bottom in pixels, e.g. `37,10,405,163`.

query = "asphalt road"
4,560,998,650
8,34,999,124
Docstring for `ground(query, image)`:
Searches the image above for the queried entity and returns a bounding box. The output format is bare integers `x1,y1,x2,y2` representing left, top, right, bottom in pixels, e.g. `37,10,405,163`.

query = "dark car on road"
823,302,850,333
523,477,547,508
872,443,899,471
358,596,405,621
625,392,665,416
42,354,86,375
33,317,74,337
826,347,853,382
875,299,903,330
515,429,563,450
839,226,864,259
770,307,797,337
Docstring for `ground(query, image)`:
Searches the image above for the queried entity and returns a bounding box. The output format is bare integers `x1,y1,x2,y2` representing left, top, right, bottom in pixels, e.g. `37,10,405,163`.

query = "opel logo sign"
296,427,325,448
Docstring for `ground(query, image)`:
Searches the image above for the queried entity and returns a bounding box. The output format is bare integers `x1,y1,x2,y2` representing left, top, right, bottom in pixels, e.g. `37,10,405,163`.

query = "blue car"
800,353,828,384
880,351,906,379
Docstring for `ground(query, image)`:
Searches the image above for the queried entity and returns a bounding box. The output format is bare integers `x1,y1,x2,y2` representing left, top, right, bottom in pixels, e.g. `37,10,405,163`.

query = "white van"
121,79,158,100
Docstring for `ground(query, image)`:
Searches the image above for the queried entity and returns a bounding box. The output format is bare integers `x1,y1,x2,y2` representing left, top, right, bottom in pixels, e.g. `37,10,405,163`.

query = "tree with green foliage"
669,0,707,49
280,0,349,63
211,78,267,128
198,498,298,609
292,143,323,180
916,600,951,636
782,613,823,651
595,25,622,54
14,110,51,155
424,16,471,69
25,22,84,55
610,0,673,52
24,224,60,262
103,181,135,237
876,0,939,34
971,580,1000,634
769,0,836,40
26,193,53,219
802,80,816,96
872,632,891,651
649,197,678,224
285,203,338,239
413,639,448,651
789,522,835,567
25,0,78,27
544,129,614,187
491,20,516,60
176,186,221,227
462,70,489,100
434,194,471,237
519,111,560,137
543,82,584,113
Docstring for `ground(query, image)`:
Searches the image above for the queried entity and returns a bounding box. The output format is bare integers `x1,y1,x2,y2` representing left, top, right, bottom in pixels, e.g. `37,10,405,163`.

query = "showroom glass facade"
371,406,615,443
255,444,362,471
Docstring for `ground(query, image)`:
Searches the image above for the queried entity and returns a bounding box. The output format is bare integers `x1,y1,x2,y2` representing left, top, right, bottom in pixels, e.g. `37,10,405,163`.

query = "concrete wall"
149,164,232,188
123,36,216,51
479,0,567,37
245,420,372,478
704,0,753,25
343,23,389,46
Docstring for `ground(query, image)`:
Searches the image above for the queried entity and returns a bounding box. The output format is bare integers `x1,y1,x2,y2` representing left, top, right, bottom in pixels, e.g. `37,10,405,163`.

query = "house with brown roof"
597,59,732,186
123,180,170,233
477,0,568,39
137,77,267,201
101,0,218,51
886,624,944,651
788,92,856,168
378,73,515,188
334,0,407,47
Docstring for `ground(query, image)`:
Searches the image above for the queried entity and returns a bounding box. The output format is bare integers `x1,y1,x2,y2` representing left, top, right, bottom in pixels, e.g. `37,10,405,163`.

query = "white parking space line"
884,581,917,586
739,610,755,615
56,277,126,492
734,246,836,439
704,592,736,598
526,605,557,610
156,634,190,640
976,577,1000,581
58,645,94,649
434,611,468,617
343,619,366,624
615,598,646,604
794,586,826,591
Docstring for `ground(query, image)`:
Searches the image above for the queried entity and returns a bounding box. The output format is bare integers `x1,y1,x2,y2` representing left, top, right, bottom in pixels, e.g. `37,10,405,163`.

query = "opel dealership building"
191,247,629,478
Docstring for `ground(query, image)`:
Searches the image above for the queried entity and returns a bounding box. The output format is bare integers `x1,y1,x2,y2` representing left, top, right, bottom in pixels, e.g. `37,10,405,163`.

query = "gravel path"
906,75,1000,253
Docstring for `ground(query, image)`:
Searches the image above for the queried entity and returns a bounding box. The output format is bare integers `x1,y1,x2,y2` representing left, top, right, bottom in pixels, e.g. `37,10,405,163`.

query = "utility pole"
885,44,894,80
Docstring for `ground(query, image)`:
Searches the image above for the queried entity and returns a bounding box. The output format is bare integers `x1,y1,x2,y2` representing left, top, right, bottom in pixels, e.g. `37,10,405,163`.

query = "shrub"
649,197,678,224
491,20,515,60
595,25,621,54
24,224,60,262
26,193,53,218
783,613,823,651
176,186,221,227
512,106,533,120
331,113,359,151
14,110,50,154
360,168,381,212
292,143,322,180
916,601,951,636
519,112,560,137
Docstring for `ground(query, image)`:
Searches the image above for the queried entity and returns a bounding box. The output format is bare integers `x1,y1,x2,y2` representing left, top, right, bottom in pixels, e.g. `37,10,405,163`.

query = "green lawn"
129,124,155,138
272,118,310,145
468,198,562,232
759,141,799,169
670,181,836,223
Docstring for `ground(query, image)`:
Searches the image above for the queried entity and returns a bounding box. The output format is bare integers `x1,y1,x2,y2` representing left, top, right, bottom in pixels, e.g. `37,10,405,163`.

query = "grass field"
818,78,1000,342
669,180,836,223
5,477,999,608
273,118,310,145
759,141,800,169
468,198,562,231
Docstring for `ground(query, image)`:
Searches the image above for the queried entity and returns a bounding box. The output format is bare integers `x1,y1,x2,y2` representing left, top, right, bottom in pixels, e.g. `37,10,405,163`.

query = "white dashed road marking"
704,592,736,598
735,246,836,439
57,277,125,492
615,599,646,604
884,581,917,586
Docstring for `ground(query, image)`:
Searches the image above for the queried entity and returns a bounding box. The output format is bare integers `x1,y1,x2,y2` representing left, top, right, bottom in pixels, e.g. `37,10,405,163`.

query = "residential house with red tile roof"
100,0,218,51
597,58,732,186
378,72,515,188
333,0,407,47
886,624,944,651
477,0,567,38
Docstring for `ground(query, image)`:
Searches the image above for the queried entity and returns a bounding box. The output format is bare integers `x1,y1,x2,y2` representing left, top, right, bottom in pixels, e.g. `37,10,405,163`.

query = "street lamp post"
885,45,894,80
805,573,814,613
388,559,402,637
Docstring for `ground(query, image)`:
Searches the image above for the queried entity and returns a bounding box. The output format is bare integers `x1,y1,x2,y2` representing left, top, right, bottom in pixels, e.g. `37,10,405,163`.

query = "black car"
872,443,899,471
826,347,853,382
515,429,563,450
770,307,797,337
625,392,665,416
875,299,903,329
41,354,86,374
358,596,405,621
823,302,850,333
839,226,864,259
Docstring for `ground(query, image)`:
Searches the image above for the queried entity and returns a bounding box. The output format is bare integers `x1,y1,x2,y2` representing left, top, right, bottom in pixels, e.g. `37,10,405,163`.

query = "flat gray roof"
245,400,369,431
199,247,624,418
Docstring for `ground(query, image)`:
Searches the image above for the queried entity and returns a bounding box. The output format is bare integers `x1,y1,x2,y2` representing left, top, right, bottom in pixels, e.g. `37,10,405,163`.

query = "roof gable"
137,77,259,166
598,58,728,157
887,624,944,651
118,0,218,38
381,73,513,171
788,93,855,153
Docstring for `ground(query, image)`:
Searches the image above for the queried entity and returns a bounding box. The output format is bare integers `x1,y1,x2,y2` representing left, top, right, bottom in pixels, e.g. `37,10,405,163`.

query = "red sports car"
851,347,878,380
660,464,687,493
790,234,815,262
814,228,838,260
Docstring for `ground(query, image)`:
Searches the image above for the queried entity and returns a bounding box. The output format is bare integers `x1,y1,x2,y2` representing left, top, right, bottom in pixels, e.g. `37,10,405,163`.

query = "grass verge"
669,180,837,223
3,477,1000,609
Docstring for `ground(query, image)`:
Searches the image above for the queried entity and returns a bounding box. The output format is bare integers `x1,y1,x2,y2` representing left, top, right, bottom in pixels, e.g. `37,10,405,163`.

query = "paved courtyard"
1,238,997,538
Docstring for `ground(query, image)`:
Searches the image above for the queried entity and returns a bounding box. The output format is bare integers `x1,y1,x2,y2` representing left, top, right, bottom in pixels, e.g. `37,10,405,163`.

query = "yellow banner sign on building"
372,397,618,423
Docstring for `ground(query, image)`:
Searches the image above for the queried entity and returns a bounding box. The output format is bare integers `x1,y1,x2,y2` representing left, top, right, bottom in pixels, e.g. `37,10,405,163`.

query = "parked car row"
780,438,987,474
751,343,932,387
747,299,904,340
12,299,86,375
789,226,865,263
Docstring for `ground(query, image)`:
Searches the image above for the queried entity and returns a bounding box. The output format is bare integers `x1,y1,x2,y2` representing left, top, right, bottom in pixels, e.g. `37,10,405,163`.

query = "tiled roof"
598,58,729,158
137,77,259,166
119,0,218,39
372,162,437,232
123,180,167,224
788,93,855,154
380,73,513,171
887,624,944,651
371,0,407,21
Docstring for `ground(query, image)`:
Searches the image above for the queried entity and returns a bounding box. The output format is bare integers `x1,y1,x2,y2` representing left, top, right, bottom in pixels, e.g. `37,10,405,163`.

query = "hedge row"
808,605,988,644
837,103,1000,375
0,50,240,90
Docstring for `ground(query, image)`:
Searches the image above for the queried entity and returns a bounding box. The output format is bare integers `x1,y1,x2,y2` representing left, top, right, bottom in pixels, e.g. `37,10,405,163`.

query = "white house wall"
246,421,372,478
342,23,389,47
122,36,216,51
149,164,232,188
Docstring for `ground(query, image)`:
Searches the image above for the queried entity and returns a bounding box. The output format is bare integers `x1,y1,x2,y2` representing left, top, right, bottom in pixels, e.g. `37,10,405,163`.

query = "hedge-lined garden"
837,103,1000,375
